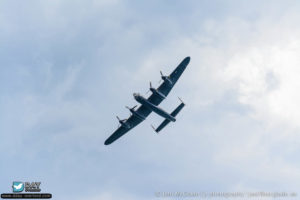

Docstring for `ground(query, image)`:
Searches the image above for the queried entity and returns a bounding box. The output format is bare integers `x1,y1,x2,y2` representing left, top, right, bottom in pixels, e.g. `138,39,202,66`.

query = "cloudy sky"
1,0,300,199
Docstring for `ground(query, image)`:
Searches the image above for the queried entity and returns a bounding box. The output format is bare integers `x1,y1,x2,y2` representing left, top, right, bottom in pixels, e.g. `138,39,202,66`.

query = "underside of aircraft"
104,56,190,145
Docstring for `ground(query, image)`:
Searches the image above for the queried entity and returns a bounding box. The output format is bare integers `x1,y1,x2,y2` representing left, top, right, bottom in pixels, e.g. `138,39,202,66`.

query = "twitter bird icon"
12,182,24,192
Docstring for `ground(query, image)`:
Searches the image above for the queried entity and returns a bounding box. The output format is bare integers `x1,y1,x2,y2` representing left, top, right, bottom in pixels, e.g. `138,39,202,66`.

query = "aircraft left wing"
104,105,152,145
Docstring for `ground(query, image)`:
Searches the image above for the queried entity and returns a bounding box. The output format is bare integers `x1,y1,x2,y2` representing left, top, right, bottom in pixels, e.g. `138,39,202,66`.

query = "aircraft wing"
147,56,190,105
104,105,152,145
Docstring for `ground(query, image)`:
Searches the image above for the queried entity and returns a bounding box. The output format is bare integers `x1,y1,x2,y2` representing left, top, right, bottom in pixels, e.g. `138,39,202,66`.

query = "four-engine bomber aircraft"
104,57,190,145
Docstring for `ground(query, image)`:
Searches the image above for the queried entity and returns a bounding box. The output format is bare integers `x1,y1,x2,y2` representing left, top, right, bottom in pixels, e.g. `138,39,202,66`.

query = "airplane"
104,56,190,145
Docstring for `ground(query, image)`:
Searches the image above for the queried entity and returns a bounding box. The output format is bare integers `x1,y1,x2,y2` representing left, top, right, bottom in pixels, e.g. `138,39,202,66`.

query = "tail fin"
152,100,185,133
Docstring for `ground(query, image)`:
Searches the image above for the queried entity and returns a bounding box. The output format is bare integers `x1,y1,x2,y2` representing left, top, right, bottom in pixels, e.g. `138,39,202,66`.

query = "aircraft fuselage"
133,93,176,122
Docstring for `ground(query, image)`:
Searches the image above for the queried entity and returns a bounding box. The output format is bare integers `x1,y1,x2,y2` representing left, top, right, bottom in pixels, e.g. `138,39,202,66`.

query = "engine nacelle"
116,116,130,129
149,82,166,99
160,71,172,85
150,88,166,99
126,106,145,120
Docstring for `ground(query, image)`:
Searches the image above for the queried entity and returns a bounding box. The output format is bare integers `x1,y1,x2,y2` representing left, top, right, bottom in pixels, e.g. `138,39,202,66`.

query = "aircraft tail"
152,98,185,133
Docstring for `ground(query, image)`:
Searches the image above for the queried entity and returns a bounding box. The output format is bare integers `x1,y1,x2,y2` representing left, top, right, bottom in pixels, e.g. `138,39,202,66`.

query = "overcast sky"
1,0,300,199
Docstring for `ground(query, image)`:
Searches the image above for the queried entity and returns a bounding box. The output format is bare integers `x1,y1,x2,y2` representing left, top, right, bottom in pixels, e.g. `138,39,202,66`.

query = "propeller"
116,116,128,122
151,124,158,133
146,82,151,94
116,115,128,128
160,70,173,85
125,105,137,110
159,70,170,84
158,71,164,84
178,97,185,104
116,116,121,128
146,81,154,94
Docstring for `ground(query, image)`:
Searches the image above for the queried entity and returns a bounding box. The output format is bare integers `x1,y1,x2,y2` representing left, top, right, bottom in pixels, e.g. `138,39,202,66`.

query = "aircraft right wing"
147,56,190,106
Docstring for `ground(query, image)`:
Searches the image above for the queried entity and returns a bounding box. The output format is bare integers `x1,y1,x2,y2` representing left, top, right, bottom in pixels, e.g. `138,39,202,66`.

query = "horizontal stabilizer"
153,102,185,133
